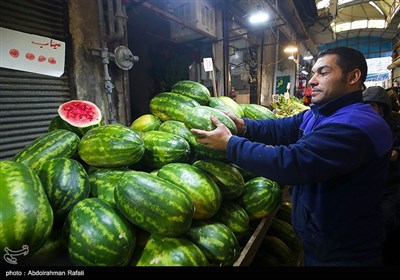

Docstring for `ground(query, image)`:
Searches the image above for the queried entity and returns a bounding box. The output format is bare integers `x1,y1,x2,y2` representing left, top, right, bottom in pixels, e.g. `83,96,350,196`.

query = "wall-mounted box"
170,0,216,42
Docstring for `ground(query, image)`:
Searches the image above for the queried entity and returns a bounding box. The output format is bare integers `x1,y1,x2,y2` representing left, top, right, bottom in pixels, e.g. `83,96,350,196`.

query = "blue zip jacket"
227,91,392,263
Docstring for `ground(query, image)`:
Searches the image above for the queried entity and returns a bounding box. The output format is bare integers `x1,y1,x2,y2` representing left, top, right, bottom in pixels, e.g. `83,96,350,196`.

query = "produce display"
252,201,303,266
270,95,309,118
1,81,301,266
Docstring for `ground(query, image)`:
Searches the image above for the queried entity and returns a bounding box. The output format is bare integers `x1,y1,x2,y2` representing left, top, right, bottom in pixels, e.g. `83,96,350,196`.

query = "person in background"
302,87,312,106
363,86,400,266
191,47,392,266
387,87,400,113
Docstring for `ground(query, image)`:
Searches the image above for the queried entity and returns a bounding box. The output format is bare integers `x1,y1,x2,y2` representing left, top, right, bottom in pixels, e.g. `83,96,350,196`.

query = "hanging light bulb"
284,46,298,53
249,5,269,25
303,51,313,60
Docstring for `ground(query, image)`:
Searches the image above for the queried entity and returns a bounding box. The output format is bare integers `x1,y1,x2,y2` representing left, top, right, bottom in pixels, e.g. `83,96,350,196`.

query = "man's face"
308,54,349,106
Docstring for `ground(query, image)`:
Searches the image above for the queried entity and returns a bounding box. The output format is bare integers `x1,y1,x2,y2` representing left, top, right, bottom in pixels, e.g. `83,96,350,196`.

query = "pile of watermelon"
252,201,303,267
0,80,285,266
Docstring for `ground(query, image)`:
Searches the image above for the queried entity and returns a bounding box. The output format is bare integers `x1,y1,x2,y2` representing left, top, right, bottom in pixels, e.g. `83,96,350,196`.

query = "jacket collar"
310,91,364,117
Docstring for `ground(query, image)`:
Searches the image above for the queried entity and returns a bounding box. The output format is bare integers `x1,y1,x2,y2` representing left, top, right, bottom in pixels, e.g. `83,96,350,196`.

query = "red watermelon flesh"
58,100,102,128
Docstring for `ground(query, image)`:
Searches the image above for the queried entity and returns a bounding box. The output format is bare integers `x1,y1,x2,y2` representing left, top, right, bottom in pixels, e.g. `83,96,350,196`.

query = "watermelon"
13,129,80,170
150,92,200,122
276,201,292,224
260,235,295,265
186,220,240,266
184,105,238,135
157,120,225,161
239,177,282,219
49,115,102,138
88,168,127,207
134,234,209,266
193,159,245,199
28,229,69,265
58,99,102,129
157,163,222,220
141,130,191,169
130,114,162,133
218,96,244,117
158,120,194,141
230,163,258,181
63,198,136,266
78,124,144,168
214,201,249,240
0,161,53,257
114,170,194,237
209,97,241,118
241,103,277,120
268,217,302,254
171,80,211,105
36,158,91,224
252,250,283,267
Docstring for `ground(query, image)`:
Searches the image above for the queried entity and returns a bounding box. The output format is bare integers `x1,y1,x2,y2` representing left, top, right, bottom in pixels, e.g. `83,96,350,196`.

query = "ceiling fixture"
303,51,313,61
284,45,298,62
248,5,269,25
284,46,298,53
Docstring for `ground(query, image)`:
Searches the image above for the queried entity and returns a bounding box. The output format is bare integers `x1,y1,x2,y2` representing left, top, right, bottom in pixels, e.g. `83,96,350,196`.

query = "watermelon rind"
0,161,53,257
78,124,145,168
58,99,102,128
13,129,80,171
63,198,136,266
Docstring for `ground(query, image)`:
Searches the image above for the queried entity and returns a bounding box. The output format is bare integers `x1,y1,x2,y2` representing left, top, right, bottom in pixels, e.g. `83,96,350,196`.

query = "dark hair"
317,47,368,83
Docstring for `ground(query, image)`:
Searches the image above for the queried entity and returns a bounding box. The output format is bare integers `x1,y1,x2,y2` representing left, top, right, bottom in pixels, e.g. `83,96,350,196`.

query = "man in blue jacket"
191,47,392,266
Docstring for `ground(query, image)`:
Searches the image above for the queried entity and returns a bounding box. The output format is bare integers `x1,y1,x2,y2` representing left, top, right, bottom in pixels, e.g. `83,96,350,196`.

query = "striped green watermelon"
239,177,282,219
0,161,53,257
150,92,200,122
13,129,80,170
78,124,144,168
230,163,258,181
218,96,244,117
214,201,249,240
130,113,162,133
114,170,194,237
261,235,295,265
193,159,245,199
28,229,68,265
135,234,209,266
63,198,136,266
157,163,222,220
158,120,194,140
36,158,91,224
209,97,241,118
186,220,240,266
88,168,127,207
184,105,238,135
268,217,302,254
252,250,283,267
241,103,277,120
49,115,102,137
157,120,224,161
171,80,211,106
276,201,292,224
141,130,191,169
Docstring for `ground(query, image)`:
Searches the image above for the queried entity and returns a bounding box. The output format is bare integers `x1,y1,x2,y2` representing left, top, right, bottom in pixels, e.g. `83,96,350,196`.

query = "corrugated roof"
315,0,399,43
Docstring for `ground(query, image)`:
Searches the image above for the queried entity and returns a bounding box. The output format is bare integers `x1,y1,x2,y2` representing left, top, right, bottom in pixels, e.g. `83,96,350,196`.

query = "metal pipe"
107,0,125,42
98,0,117,123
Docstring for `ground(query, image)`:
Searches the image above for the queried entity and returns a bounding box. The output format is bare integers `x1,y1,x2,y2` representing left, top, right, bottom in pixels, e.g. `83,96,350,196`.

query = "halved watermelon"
58,100,102,128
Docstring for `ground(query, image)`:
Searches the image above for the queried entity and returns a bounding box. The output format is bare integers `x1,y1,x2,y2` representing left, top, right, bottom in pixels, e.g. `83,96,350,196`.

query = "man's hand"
225,112,246,135
190,116,232,151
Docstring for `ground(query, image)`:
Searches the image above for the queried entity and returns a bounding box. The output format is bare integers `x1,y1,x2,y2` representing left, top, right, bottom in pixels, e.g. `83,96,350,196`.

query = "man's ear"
348,69,362,85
